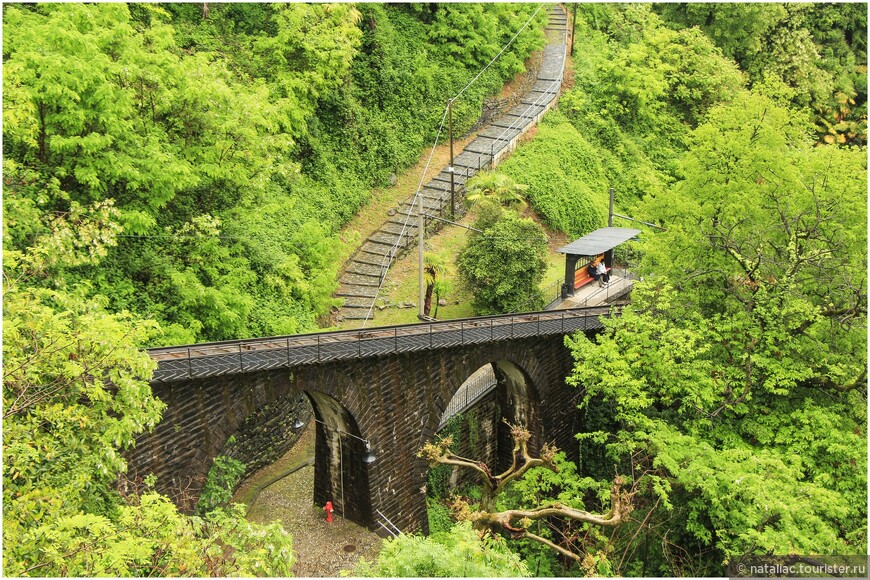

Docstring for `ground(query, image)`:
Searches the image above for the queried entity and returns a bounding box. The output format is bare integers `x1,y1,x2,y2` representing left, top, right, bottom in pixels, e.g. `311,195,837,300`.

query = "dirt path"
234,425,383,577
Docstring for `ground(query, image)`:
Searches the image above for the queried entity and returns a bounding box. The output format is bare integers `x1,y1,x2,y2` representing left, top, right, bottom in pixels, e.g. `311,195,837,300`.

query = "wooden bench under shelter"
557,227,640,299
571,255,602,289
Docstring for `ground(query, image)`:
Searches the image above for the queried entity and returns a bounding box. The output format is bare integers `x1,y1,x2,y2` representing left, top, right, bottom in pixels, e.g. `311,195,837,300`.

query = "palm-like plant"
423,252,448,317
465,170,528,210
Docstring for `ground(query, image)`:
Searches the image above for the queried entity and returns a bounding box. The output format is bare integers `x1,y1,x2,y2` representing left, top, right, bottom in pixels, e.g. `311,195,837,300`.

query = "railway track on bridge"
149,305,613,383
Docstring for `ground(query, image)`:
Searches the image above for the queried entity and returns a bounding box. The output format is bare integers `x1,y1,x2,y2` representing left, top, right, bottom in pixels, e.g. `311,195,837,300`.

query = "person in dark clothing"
596,260,607,287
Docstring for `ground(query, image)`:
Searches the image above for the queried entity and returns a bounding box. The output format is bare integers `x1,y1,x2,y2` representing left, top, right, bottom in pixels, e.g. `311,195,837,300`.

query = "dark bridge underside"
132,308,613,534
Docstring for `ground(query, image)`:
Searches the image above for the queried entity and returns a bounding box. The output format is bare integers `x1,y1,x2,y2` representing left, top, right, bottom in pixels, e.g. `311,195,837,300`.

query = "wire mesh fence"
438,364,498,429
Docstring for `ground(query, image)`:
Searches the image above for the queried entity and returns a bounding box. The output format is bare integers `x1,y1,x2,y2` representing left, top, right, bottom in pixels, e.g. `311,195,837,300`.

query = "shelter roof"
556,227,641,256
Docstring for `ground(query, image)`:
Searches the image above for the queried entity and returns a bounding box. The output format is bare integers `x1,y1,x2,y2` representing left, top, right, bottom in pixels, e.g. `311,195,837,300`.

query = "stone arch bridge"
130,306,612,534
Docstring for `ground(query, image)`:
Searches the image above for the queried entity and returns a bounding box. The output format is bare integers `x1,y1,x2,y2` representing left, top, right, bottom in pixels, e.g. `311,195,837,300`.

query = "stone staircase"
335,6,568,324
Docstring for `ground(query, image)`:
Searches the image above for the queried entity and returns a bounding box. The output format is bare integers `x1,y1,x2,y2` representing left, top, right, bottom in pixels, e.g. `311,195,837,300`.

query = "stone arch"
304,391,373,527
433,357,543,496
429,345,547,493
434,344,548,449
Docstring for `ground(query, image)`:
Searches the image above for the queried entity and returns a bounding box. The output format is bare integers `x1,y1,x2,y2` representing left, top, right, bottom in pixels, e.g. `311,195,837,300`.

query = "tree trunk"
424,283,434,317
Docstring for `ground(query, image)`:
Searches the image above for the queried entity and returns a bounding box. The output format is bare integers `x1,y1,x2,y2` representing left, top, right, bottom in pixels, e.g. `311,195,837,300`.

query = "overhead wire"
360,3,548,328
453,4,546,102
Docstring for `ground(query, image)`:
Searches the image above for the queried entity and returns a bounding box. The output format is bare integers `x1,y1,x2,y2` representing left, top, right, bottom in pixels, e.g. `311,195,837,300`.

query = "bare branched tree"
418,422,634,562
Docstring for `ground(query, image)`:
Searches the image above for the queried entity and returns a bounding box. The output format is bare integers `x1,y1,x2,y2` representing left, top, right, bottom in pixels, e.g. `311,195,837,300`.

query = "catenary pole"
608,186,614,227
449,99,455,219
419,192,425,318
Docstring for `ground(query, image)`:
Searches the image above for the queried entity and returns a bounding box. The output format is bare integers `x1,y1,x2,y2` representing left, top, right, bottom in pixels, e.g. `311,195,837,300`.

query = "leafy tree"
457,215,548,315
586,6,745,132
252,2,363,142
564,92,867,572
566,284,866,569
428,3,545,78
355,521,530,578
3,198,165,534
196,455,247,516
500,452,618,576
654,3,787,69
469,198,507,233
655,2,867,142
2,3,312,344
639,91,866,332
423,252,448,318
3,493,293,577
3,4,189,210
2,172,295,577
429,4,501,70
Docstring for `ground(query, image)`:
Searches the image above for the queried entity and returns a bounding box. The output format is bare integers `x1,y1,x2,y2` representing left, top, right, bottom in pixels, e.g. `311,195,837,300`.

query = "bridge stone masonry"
129,307,613,534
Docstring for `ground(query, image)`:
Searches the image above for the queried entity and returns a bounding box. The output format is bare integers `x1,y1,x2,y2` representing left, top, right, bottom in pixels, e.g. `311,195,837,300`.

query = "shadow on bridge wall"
129,332,585,534
492,361,541,472
305,391,372,526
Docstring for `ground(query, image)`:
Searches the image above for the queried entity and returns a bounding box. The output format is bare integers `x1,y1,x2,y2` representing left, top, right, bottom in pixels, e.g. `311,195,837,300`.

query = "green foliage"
598,11,745,129
457,215,548,315
3,2,548,345
567,284,866,565
564,91,867,570
655,2,867,143
426,497,455,536
504,453,598,511
3,198,294,576
639,91,866,323
355,521,530,577
3,495,294,577
465,411,480,452
429,4,501,70
542,5,757,220
655,3,788,69
497,453,609,576
465,170,528,210
3,191,164,531
432,278,452,318
559,6,745,201
427,416,462,500
499,113,608,237
2,2,316,344
3,282,164,531
423,251,449,317
423,4,545,134
469,198,507,233
197,455,247,516
250,2,363,147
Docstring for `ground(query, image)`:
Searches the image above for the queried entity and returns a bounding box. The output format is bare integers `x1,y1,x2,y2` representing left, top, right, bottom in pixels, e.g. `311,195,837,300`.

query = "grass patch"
340,204,569,329
335,134,478,271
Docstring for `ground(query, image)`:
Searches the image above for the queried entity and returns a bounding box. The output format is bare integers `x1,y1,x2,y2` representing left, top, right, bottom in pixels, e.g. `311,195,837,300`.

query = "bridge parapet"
149,306,616,383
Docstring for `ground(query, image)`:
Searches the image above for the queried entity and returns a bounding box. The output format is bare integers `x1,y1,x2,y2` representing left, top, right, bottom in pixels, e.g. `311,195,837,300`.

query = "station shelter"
557,227,641,299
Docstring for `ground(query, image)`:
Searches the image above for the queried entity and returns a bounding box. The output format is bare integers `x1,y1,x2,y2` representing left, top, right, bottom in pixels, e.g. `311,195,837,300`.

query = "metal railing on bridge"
438,365,498,429
148,306,615,383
